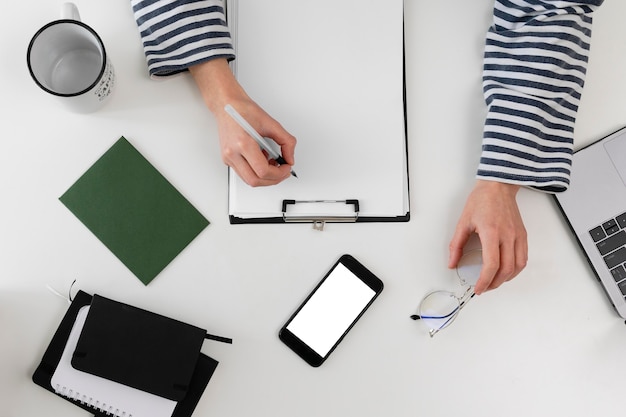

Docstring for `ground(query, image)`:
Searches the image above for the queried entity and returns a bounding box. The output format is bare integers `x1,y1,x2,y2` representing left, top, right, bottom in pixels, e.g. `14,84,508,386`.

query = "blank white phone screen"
286,263,376,357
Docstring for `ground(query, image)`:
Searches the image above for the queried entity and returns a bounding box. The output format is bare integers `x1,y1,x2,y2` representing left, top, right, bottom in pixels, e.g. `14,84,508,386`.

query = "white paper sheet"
228,0,408,221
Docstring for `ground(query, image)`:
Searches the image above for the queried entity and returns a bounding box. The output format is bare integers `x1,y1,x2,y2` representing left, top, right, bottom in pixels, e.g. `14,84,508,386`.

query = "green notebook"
60,137,209,285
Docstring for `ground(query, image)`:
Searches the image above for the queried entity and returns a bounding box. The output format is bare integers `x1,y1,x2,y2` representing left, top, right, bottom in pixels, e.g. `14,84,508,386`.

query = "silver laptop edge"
555,126,626,319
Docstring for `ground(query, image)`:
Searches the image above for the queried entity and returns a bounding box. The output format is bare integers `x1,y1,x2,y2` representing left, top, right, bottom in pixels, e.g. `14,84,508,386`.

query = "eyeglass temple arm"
423,291,476,337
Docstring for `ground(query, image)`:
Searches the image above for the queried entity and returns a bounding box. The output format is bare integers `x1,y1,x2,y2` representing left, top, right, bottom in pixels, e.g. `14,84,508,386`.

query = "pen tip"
291,171,298,178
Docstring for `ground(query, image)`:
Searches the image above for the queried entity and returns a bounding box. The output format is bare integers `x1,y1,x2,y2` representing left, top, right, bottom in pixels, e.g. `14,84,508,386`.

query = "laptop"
555,126,626,319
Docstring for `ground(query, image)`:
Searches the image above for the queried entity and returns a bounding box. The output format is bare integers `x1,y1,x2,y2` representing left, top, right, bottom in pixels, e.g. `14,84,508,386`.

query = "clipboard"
226,0,409,229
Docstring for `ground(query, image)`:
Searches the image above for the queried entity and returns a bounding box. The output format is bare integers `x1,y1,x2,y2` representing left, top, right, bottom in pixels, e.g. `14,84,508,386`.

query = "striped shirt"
131,0,604,193
479,0,604,192
130,0,234,77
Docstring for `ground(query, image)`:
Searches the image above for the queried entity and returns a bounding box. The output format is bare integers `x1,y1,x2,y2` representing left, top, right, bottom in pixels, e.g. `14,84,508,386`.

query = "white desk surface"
2,1,625,416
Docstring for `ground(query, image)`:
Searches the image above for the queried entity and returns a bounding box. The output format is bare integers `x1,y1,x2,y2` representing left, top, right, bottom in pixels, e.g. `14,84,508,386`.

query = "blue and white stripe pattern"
131,0,234,77
131,0,604,192
479,0,604,192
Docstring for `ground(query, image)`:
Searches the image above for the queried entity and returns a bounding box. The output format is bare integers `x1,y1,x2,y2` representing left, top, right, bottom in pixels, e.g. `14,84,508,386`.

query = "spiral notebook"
32,290,221,417
50,306,177,417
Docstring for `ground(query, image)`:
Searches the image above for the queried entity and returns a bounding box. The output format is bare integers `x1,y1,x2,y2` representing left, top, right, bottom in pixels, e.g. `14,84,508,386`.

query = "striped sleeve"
131,0,235,78
478,0,604,193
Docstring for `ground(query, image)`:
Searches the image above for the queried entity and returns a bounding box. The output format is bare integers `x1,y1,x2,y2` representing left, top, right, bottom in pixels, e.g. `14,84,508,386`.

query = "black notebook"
32,291,224,417
71,294,207,401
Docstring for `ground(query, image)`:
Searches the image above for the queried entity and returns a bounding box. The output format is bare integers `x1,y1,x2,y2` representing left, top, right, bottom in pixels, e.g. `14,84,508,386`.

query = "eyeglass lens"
417,290,461,332
412,249,483,336
456,249,482,286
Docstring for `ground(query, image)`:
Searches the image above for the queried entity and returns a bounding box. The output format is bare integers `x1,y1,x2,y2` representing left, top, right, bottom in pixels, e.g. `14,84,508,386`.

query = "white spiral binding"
54,384,132,417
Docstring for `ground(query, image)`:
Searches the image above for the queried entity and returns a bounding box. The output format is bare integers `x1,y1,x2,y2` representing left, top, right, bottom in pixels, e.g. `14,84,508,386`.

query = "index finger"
231,155,291,186
448,223,473,269
244,147,291,182
473,239,500,295
259,120,297,166
240,147,291,185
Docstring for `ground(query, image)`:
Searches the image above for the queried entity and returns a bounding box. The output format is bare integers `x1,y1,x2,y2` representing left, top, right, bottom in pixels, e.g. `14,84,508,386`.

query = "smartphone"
279,254,384,367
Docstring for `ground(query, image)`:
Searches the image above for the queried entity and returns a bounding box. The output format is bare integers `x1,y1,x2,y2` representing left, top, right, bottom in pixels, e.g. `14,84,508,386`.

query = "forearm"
189,57,296,186
478,0,604,193
188,58,248,114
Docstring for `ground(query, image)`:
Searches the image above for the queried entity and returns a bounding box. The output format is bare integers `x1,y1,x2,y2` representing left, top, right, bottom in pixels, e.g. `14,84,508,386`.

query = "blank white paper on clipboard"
226,0,408,224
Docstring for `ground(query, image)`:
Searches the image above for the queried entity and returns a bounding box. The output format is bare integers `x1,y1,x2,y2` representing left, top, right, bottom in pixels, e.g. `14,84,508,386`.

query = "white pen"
224,104,297,178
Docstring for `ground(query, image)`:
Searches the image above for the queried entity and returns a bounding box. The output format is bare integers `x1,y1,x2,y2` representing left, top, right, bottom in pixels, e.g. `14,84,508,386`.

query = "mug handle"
61,2,81,21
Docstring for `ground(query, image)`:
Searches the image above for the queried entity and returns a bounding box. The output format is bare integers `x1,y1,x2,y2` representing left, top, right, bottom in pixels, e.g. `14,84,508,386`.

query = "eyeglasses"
410,250,482,337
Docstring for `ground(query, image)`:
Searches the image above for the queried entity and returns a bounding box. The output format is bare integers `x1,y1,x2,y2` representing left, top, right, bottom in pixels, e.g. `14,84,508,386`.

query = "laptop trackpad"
604,135,626,187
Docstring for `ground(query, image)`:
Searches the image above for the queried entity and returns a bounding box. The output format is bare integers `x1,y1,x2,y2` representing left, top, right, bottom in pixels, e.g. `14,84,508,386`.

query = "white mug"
27,3,115,113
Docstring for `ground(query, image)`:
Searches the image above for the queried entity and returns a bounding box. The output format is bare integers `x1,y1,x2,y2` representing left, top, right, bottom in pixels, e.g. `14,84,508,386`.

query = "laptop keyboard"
589,212,626,298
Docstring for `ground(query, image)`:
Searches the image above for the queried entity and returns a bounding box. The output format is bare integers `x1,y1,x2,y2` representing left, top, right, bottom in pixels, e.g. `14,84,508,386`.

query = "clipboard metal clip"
282,199,360,231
